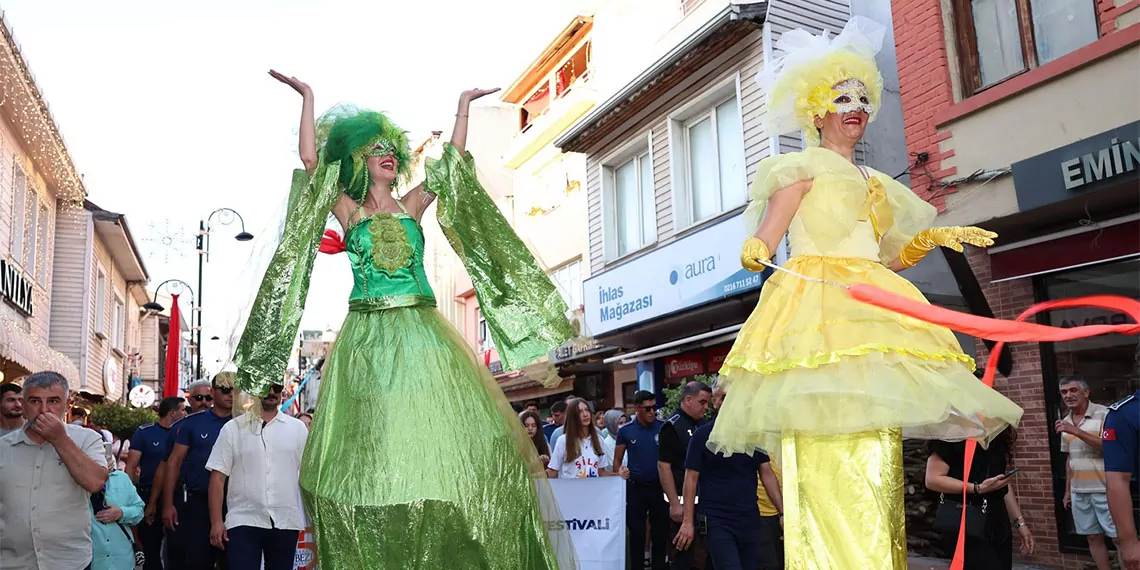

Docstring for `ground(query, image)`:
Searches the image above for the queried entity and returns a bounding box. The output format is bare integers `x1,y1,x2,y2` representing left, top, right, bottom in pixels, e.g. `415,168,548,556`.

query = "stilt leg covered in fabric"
782,429,908,570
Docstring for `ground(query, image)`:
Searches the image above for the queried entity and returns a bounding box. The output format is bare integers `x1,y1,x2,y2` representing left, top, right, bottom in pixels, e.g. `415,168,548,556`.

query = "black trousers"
757,514,784,569
669,519,711,570
226,526,300,570
180,490,227,570
627,481,670,570
137,486,165,570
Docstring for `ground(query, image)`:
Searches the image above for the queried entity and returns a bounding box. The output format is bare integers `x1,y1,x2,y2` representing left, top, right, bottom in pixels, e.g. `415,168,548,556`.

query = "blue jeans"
226,526,300,570
704,513,761,570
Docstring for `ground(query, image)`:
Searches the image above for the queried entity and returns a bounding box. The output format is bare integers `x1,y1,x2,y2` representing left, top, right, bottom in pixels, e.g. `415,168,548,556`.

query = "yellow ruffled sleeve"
870,171,937,265
744,152,816,234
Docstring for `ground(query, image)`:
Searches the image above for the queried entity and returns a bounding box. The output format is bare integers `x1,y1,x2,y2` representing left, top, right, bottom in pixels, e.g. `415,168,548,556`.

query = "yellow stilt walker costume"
706,17,1023,569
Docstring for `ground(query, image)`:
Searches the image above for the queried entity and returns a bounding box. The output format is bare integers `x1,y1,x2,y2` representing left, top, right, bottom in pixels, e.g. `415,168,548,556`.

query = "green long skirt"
300,306,575,569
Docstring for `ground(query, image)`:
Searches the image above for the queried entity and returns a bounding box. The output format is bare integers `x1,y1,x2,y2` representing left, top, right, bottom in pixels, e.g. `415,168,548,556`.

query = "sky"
2,0,592,375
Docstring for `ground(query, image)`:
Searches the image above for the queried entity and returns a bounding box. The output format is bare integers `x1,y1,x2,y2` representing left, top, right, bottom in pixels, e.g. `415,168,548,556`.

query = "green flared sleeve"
427,143,572,378
233,160,342,396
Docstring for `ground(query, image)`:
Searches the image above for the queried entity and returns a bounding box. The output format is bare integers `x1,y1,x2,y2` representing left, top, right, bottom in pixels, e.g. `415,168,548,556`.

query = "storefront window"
1039,258,1140,552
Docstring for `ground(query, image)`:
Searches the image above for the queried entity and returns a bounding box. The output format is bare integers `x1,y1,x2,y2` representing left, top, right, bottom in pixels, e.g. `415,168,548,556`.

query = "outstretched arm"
403,88,501,221
269,70,317,174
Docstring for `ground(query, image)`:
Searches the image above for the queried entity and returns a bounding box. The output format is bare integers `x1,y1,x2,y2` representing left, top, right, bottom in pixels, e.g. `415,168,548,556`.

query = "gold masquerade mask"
833,79,874,116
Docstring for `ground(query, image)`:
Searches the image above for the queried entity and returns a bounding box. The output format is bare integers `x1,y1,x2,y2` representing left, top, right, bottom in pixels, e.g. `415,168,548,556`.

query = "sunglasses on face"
213,386,234,394
268,385,284,394
192,395,213,402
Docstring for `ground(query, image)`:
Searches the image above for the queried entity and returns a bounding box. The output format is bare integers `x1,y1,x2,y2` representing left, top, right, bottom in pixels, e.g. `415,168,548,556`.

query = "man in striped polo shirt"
1056,377,1116,570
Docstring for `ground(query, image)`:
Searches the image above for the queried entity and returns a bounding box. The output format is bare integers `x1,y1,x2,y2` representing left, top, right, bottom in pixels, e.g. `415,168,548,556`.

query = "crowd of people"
516,375,1140,570
0,371,1134,570
0,372,313,570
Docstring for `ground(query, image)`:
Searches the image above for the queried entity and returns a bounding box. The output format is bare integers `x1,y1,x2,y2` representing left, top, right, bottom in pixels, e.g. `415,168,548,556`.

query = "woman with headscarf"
229,71,576,569
706,17,1022,568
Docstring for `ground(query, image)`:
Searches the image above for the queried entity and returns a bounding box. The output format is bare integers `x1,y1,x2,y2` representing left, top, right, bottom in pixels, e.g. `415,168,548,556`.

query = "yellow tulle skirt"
708,255,1023,457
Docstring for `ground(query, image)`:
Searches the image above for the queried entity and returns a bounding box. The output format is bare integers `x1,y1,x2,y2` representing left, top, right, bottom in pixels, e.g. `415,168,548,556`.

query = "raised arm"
403,88,501,221
269,70,317,174
450,88,500,155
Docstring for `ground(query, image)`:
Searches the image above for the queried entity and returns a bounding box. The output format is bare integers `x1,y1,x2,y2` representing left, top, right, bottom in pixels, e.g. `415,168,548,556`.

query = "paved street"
908,555,1056,569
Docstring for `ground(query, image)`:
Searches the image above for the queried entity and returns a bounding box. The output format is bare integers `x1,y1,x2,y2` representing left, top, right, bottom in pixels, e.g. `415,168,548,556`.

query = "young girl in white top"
547,398,624,479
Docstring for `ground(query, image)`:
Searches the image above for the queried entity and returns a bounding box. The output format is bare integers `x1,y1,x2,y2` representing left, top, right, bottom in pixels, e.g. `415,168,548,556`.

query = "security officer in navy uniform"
1103,389,1139,570
616,390,668,570
657,381,711,570
163,374,234,570
125,396,186,570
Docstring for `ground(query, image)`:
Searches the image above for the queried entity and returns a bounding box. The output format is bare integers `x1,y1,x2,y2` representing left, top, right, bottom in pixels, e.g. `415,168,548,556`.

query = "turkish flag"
163,293,182,398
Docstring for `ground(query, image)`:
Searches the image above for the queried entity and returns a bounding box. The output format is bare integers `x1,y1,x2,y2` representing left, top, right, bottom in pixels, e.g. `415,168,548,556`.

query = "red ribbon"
319,230,346,254
847,284,1140,569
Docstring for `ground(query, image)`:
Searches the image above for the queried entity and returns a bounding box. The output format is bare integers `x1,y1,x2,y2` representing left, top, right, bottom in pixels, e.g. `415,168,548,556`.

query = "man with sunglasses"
144,381,212,569
615,390,668,570
206,383,308,569
126,395,185,570
163,374,235,570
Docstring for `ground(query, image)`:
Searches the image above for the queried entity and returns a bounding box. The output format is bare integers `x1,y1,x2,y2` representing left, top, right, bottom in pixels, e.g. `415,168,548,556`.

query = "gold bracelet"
456,113,468,117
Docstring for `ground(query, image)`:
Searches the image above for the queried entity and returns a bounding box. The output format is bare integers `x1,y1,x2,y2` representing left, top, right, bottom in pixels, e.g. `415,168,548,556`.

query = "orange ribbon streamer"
847,284,1140,569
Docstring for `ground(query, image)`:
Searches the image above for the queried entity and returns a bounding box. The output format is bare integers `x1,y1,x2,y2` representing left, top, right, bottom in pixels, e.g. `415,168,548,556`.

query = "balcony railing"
506,75,599,169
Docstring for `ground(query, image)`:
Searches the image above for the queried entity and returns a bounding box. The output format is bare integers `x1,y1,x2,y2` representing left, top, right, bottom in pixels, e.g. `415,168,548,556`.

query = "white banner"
548,478,626,570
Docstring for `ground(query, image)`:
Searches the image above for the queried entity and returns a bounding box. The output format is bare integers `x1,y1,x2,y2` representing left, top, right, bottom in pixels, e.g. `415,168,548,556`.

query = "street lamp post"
196,208,254,381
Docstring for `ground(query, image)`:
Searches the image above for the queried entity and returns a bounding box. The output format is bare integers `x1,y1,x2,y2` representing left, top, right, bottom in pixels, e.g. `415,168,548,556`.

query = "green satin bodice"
344,212,436,312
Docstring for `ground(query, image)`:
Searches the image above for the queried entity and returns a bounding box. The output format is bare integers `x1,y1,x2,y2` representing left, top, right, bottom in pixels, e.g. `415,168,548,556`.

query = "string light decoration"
0,12,86,212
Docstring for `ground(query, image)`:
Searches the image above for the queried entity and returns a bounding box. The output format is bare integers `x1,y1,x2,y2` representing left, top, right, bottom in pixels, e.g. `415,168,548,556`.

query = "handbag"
934,493,988,540
933,444,993,540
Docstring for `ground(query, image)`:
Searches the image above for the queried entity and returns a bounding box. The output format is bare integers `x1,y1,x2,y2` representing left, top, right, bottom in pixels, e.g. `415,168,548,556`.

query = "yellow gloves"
897,226,997,268
741,237,771,272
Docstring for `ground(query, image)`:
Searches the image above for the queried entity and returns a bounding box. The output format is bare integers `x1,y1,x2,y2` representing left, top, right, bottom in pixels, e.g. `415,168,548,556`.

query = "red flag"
163,293,182,398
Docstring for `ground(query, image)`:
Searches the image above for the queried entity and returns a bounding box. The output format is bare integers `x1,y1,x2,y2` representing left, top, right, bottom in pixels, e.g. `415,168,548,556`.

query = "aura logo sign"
669,255,717,285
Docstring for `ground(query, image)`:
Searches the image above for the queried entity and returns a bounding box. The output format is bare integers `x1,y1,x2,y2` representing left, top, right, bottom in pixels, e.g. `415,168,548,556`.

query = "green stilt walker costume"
232,106,576,569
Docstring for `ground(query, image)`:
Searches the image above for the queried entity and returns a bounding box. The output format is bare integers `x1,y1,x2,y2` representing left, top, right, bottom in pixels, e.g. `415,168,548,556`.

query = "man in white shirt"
205,383,308,569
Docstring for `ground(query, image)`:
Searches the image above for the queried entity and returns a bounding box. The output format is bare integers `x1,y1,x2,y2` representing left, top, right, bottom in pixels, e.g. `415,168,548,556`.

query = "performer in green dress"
231,70,577,569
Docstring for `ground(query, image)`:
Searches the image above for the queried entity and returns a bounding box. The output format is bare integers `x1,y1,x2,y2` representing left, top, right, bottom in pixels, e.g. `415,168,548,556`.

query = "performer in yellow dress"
707,17,1023,569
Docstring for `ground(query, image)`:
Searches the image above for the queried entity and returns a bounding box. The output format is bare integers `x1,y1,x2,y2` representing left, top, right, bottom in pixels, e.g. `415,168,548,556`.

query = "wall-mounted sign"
1011,121,1139,212
129,384,155,408
103,357,118,396
583,214,767,337
664,353,705,379
0,259,33,316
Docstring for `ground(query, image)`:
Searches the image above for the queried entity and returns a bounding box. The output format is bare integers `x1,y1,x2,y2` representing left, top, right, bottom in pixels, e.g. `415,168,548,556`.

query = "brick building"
891,0,1139,564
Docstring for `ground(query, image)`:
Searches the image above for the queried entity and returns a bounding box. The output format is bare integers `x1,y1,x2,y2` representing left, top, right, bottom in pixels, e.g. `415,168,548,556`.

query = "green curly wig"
316,104,413,202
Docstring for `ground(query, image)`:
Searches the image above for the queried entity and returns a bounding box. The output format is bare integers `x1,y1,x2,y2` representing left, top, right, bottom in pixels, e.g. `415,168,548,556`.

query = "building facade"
50,200,149,404
493,16,600,409
893,0,1139,564
0,14,83,386
555,0,907,412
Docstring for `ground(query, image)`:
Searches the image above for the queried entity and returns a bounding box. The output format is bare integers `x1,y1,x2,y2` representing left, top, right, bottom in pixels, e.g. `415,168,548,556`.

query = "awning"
989,216,1139,282
0,314,80,384
603,324,742,365
504,377,575,403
